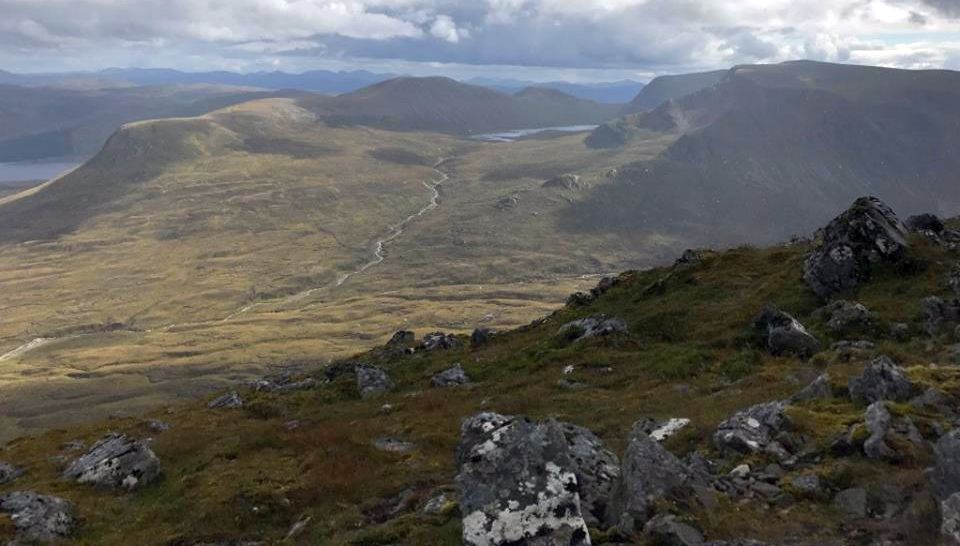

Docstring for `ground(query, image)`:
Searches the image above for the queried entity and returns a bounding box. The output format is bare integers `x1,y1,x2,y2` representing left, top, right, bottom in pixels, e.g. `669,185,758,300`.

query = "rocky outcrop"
751,306,820,358
470,328,495,347
906,213,945,234
0,461,24,485
387,330,415,346
713,401,791,457
543,173,586,191
848,356,916,404
591,276,620,298
356,365,394,399
456,412,590,546
559,422,621,528
558,316,627,343
815,300,875,334
249,374,317,393
432,364,470,388
422,332,461,351
803,197,909,299
63,434,161,490
0,491,75,544
208,391,243,409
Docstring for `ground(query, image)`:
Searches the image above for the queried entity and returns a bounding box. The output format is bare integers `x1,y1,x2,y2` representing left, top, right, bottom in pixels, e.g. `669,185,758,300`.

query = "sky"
1,0,959,82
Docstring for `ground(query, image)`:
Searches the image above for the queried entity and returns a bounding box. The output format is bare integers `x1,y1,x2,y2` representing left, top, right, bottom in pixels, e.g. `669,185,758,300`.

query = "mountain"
99,67,395,94
0,84,306,162
576,61,960,246
1,195,957,545
468,77,645,103
299,76,620,133
623,69,726,112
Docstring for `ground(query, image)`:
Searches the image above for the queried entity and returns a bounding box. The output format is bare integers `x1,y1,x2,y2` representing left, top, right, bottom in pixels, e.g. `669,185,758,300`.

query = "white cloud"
430,15,468,43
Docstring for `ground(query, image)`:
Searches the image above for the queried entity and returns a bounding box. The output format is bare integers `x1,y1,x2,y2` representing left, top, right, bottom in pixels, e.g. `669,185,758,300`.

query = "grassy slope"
2,226,957,545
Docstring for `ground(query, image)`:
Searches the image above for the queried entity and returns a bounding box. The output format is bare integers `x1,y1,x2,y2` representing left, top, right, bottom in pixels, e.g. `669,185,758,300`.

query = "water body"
0,160,81,186
470,125,599,143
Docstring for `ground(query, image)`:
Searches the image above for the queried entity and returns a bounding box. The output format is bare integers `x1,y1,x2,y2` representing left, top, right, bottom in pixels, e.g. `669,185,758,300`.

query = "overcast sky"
1,0,959,81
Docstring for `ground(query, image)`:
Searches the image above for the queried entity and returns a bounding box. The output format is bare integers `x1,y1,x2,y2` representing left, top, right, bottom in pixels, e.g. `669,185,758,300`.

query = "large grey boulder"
431,364,470,388
931,429,960,501
422,332,461,351
816,300,875,334
559,422,621,528
803,197,909,299
356,365,394,399
610,423,703,534
713,401,790,457
791,373,832,403
0,461,24,485
863,402,896,461
0,491,74,544
62,434,161,490
558,316,627,343
848,356,916,404
751,306,820,358
456,412,590,546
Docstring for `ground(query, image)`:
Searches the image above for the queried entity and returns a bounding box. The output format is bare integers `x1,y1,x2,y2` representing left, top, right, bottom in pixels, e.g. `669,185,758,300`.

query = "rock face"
0,461,24,485
848,356,915,404
610,423,702,533
713,401,790,456
456,413,591,546
422,332,461,351
0,491,75,544
803,197,909,299
751,306,820,358
208,391,244,409
558,316,627,343
63,434,162,490
558,422,621,528
432,364,470,388
356,365,394,399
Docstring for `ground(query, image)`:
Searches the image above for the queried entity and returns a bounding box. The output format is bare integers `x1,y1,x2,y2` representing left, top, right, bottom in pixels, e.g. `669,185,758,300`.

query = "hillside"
576,61,960,246
298,77,620,134
623,69,726,112
2,197,959,545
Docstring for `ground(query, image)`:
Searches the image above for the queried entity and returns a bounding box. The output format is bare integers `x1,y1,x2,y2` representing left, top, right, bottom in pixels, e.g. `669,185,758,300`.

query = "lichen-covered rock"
713,401,790,456
791,374,832,403
558,422,621,528
470,328,495,347
803,197,909,299
63,434,161,490
456,412,590,546
751,306,821,358
422,332,461,351
558,315,627,343
0,491,75,544
863,402,896,461
642,514,704,546
848,356,915,404
0,461,24,485
610,423,704,533
931,429,960,501
356,365,394,399
942,492,960,546
208,391,243,409
432,364,470,388
816,300,875,333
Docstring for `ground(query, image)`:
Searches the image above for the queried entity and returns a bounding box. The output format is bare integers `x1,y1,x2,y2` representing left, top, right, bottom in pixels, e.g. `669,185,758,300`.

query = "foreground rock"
803,197,909,299
713,401,791,457
456,413,590,546
356,365,394,399
559,422,621,528
863,402,896,461
62,434,162,490
0,491,75,544
751,306,820,358
0,461,24,485
848,356,915,404
558,315,627,343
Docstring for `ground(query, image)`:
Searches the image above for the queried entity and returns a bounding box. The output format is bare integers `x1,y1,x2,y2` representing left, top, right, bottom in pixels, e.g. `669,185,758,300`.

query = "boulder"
208,391,243,409
863,402,896,461
456,413,590,546
790,474,823,496
906,213,945,234
931,429,960,501
816,300,875,333
0,491,74,544
558,422,621,528
791,374,832,403
922,296,960,336
470,328,495,347
610,422,703,533
495,196,519,210
943,492,960,546
558,315,627,343
356,365,394,399
63,434,161,490
590,276,620,298
642,514,704,546
0,461,24,485
422,332,461,351
634,418,692,442
713,401,790,456
803,197,909,299
848,356,916,404
432,364,470,388
543,173,586,191
751,306,821,358
387,330,415,346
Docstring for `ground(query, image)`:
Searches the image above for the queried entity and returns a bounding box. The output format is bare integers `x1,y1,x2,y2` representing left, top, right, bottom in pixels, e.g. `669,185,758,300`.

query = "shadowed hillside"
623,69,726,112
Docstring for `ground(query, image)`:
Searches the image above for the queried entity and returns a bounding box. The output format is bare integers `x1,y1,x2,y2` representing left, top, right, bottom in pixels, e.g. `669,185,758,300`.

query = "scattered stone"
942,492,960,546
543,173,585,191
208,391,243,409
387,330,415,346
422,332,461,351
816,300,875,333
713,401,790,456
729,465,751,479
790,474,822,496
456,412,590,546
284,420,301,431
751,306,821,358
863,402,897,461
0,462,24,485
146,420,171,433
557,315,627,343
635,417,692,442
643,513,704,546
285,516,312,540
61,440,85,452
791,373,832,403
558,422,621,528
63,434,162,490
432,364,470,388
890,322,911,341
848,356,916,404
0,491,75,544
470,328,495,347
373,437,415,454
422,493,453,515
834,487,868,519
906,213,945,234
495,196,519,210
356,365,394,399
250,374,318,394
803,196,909,299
